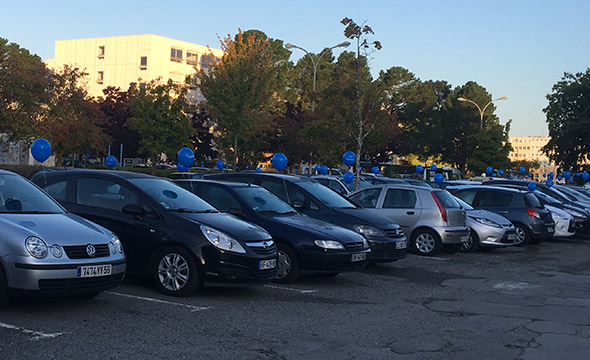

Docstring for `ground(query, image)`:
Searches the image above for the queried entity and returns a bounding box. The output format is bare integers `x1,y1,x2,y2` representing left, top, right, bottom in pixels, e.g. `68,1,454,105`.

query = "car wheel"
0,265,10,308
460,230,479,253
514,224,531,247
412,229,441,256
153,247,200,296
273,243,300,284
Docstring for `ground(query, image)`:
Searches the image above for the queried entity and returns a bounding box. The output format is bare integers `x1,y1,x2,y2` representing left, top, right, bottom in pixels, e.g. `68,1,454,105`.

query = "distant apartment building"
46,34,224,105
508,135,556,180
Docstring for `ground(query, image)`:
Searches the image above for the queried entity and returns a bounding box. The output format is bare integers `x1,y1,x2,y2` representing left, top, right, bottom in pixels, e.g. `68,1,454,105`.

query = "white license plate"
507,233,516,240
395,241,407,249
547,227,554,232
259,259,276,270
351,253,367,262
77,264,112,278
460,235,469,243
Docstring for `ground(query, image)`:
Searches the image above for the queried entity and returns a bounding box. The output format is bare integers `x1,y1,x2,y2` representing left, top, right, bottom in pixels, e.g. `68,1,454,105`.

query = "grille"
345,241,365,249
245,241,276,256
38,273,124,295
383,228,404,238
64,244,110,259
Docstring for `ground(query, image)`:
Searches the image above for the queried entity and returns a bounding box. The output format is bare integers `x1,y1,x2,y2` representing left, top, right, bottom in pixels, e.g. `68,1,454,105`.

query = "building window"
170,48,183,62
98,46,105,59
97,71,104,84
140,56,147,70
201,55,212,68
187,52,198,66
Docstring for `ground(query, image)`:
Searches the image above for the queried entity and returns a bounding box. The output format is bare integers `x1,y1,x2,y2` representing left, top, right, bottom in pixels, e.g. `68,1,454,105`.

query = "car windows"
200,184,241,212
76,178,138,211
433,191,460,208
260,177,288,203
454,190,477,205
286,182,319,210
0,173,64,214
328,180,346,194
44,180,68,202
349,188,381,208
383,189,417,208
524,193,542,208
474,190,513,208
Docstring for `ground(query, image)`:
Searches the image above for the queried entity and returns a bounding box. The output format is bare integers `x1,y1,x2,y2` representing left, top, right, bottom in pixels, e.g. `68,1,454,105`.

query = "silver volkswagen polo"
0,170,126,306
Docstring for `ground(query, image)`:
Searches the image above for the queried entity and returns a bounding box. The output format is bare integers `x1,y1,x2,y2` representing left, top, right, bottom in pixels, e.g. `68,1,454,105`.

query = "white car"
546,205,575,237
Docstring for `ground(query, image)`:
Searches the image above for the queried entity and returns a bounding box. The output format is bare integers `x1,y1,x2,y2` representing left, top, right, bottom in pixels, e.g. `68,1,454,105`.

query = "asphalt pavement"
2,236,590,360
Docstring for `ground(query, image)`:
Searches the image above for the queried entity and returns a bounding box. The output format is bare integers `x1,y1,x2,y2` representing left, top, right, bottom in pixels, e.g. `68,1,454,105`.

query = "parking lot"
2,236,590,360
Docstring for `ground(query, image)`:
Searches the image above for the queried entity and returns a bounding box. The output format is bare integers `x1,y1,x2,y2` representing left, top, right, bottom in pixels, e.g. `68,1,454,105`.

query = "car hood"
466,209,512,226
175,212,271,242
0,213,111,245
332,207,399,229
269,213,366,243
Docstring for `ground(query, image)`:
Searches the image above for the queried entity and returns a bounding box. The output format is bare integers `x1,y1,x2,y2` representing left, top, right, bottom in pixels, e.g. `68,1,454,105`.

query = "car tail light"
527,208,541,219
431,192,447,222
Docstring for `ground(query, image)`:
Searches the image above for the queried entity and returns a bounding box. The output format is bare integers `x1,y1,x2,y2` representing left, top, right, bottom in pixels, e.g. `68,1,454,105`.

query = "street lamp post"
285,41,350,112
458,96,508,130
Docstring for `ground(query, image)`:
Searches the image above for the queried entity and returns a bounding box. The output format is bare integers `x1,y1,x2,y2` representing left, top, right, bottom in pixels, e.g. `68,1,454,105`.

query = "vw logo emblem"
263,241,271,250
86,244,96,257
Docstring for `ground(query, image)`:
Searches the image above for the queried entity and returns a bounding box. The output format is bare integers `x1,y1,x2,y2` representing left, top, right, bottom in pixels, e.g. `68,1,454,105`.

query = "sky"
2,0,589,136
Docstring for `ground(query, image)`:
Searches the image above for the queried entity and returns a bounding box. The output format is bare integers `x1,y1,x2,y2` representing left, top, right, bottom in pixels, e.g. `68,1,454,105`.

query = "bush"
0,165,44,177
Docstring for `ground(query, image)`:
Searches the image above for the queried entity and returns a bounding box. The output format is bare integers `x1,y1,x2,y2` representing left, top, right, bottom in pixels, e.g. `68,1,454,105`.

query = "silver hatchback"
349,184,469,255
0,170,126,307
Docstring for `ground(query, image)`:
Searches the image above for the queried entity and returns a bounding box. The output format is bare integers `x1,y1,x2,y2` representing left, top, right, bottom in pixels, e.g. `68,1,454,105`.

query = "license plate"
259,259,276,270
507,233,516,240
547,227,554,232
77,264,112,278
460,235,469,243
351,253,367,262
395,241,407,249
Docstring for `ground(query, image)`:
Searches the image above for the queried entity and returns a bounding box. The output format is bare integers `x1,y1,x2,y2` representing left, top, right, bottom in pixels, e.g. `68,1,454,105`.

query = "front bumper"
298,246,371,272
471,223,517,247
365,236,407,263
201,246,278,287
553,218,576,237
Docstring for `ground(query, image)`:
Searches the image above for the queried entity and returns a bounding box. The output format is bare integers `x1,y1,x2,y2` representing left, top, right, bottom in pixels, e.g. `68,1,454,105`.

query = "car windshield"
559,186,590,202
234,186,296,215
534,190,561,205
297,181,356,208
453,196,473,210
549,187,576,202
0,173,64,214
128,178,217,212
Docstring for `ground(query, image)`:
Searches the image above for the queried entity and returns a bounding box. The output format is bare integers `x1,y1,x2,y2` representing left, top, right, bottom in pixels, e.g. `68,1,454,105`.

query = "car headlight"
353,225,385,237
470,217,502,228
25,236,48,259
50,244,63,258
362,238,369,249
200,226,246,254
314,240,345,250
110,233,123,254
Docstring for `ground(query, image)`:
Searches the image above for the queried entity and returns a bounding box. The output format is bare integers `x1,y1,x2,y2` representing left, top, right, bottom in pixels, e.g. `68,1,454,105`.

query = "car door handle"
407,211,415,215
498,210,509,214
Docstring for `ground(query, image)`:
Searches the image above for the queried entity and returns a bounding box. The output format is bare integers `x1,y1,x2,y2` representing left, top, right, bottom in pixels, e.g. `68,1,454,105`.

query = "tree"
127,79,193,174
199,29,289,169
543,69,590,169
0,37,51,141
340,18,384,189
42,65,109,162
190,108,218,162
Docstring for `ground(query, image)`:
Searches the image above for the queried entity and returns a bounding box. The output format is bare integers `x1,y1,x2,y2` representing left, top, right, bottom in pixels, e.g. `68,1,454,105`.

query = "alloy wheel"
461,233,475,251
416,233,436,254
157,253,190,292
275,250,292,279
514,227,526,246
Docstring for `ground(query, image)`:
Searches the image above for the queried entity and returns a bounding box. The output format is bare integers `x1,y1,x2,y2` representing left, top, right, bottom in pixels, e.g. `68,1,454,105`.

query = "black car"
203,173,407,262
29,169,278,296
449,185,555,246
173,180,371,283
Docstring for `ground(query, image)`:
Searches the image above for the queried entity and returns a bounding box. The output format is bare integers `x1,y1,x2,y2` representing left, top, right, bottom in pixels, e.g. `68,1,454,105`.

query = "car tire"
153,247,200,296
411,229,441,256
460,230,479,253
273,243,300,284
514,224,531,247
0,265,10,308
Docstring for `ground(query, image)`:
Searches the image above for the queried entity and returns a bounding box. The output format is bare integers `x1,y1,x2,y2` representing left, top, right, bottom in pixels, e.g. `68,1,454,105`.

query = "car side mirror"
291,199,305,210
122,204,144,219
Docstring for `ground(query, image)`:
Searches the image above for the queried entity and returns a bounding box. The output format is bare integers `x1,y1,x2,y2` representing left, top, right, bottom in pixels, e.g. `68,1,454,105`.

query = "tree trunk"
233,134,238,171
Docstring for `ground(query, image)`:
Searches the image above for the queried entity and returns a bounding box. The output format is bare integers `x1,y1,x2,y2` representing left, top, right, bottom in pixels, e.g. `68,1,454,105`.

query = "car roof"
451,184,527,194
207,172,313,183
173,179,259,188
30,167,156,180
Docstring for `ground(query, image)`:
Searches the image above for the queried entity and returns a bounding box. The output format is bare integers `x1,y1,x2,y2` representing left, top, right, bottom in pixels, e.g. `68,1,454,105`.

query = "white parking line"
105,292,212,312
0,322,62,341
418,256,449,261
264,285,318,294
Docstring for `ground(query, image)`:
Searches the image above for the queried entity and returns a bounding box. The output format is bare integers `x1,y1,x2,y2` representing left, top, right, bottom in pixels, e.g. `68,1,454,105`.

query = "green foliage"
543,69,590,169
127,79,193,170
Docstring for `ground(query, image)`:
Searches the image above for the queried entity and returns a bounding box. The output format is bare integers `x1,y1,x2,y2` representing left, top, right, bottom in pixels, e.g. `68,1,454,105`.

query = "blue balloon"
342,151,356,167
583,172,590,181
549,172,554,179
216,160,225,170
492,173,497,177
177,163,189,172
343,172,354,184
528,173,532,178
105,155,117,168
576,172,581,178
201,161,204,167
528,182,537,191
546,179,554,187
557,175,562,181
86,153,91,159
564,171,571,180
485,166,493,175
498,169,504,176
543,173,546,178
416,165,424,174
31,138,52,163
520,167,526,175
430,164,437,172
434,173,444,185
509,176,514,180
315,164,321,172
272,153,288,172
569,178,574,183
255,167,262,173
372,166,380,175
320,165,328,175
177,147,194,168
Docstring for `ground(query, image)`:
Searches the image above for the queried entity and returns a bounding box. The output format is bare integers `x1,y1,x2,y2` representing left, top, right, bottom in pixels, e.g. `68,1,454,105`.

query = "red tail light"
431,192,447,222
527,208,541,219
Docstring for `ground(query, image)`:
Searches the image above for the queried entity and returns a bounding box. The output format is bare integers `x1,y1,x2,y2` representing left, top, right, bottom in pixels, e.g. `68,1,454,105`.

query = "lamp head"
285,43,296,49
